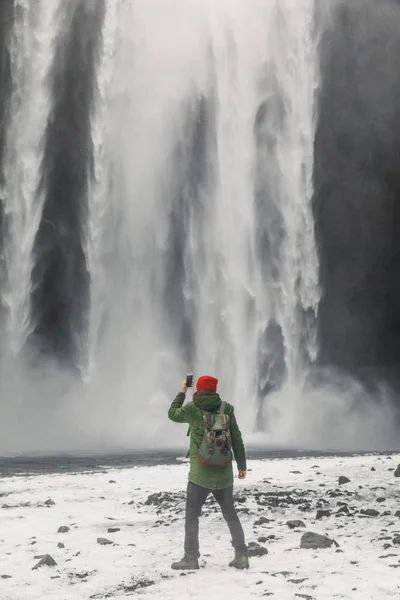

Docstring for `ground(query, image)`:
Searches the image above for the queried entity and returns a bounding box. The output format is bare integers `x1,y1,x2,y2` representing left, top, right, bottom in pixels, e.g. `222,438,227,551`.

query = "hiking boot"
171,554,199,570
229,552,249,570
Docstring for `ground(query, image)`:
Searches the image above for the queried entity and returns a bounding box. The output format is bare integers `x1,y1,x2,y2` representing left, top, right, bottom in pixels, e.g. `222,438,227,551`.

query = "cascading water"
83,0,320,445
2,0,61,355
0,0,399,454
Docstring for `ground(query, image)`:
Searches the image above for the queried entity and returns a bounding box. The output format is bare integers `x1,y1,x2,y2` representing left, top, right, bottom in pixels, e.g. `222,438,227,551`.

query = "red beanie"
196,375,218,393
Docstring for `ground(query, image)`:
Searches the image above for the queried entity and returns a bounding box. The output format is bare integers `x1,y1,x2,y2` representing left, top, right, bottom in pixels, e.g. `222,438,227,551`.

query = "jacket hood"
193,391,222,412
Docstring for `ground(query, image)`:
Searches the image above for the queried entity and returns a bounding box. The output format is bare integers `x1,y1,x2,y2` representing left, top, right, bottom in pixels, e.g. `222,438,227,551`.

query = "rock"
57,542,65,549
57,526,70,533
295,595,313,600
97,537,113,545
338,476,350,485
107,528,121,533
395,510,400,518
360,509,380,517
371,467,376,471
394,465,400,477
254,517,272,526
287,520,306,529
258,536,268,543
1,575,12,579
376,498,386,503
109,480,116,484
247,541,269,557
32,554,57,570
383,543,392,550
393,536,400,546
290,471,302,474
300,532,338,549
316,510,331,520
235,496,247,504
44,499,55,507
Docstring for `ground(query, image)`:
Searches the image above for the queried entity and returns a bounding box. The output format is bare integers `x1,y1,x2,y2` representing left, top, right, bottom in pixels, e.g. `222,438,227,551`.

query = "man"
168,375,249,570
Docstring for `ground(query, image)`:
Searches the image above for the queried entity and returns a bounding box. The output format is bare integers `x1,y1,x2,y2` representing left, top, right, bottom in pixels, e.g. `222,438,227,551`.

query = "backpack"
198,401,233,467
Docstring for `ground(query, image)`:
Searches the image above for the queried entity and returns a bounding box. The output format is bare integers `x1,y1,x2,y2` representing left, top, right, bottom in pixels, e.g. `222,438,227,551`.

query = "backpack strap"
220,401,226,415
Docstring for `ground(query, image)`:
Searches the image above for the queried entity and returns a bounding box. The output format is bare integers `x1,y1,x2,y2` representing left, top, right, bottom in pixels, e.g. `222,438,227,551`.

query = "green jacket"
168,391,247,489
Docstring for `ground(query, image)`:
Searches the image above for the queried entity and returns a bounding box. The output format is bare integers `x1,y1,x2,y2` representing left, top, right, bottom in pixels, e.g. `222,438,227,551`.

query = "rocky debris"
258,536,268,543
247,541,269,557
379,554,399,559
371,467,376,471
57,542,65,549
107,528,121,533
316,510,331,520
394,465,400,477
300,532,338,549
287,520,306,529
32,554,57,570
338,476,350,485
289,578,307,584
97,537,113,545
290,471,302,474
295,595,313,600
109,480,116,484
1,575,12,579
44,499,55,507
383,543,392,550
120,579,155,593
376,497,386,503
395,510,400,518
144,491,185,508
360,509,380,517
254,490,313,510
58,526,70,533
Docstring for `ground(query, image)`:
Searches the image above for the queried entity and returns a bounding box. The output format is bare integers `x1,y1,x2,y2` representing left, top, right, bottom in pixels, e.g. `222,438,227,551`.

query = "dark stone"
254,517,272,526
383,544,392,550
32,554,57,570
247,541,269,557
107,528,120,533
316,510,331,520
44,499,55,506
57,526,70,533
258,537,268,543
57,542,65,549
338,476,350,485
295,594,313,600
235,496,247,504
300,532,338,549
109,480,116,484
1,575,12,579
395,510,400,518
393,536,400,545
394,465,400,477
376,497,386,503
97,537,113,545
371,467,376,471
287,520,306,529
289,578,307,584
360,509,380,517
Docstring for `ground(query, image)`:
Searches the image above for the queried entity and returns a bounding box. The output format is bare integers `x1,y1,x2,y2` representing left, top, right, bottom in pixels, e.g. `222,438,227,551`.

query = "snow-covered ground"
1,454,400,600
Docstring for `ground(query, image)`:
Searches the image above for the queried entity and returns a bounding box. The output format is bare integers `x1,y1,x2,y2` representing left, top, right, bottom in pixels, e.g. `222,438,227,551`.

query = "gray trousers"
184,481,247,557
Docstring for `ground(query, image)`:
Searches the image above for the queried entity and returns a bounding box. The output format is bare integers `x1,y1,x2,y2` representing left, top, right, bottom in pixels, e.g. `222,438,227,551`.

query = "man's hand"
238,470,246,480
181,380,187,394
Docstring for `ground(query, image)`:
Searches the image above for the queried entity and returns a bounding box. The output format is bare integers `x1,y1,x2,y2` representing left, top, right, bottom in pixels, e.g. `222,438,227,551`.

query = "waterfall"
1,0,398,453
81,0,320,445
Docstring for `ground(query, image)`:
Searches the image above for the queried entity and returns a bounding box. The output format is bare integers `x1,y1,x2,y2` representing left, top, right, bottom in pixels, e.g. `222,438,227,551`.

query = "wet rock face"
314,0,400,388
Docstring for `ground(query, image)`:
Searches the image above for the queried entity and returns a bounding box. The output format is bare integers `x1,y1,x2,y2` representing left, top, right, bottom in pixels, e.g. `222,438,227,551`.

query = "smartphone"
186,374,193,388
